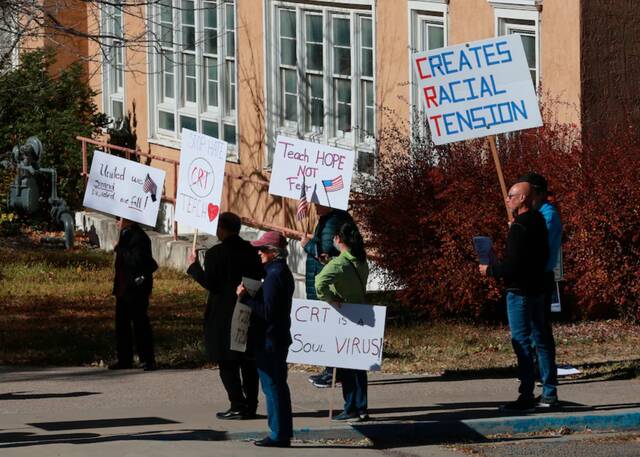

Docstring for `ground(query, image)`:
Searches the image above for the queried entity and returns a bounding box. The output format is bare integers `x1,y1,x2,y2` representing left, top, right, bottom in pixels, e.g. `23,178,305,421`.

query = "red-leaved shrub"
354,105,640,320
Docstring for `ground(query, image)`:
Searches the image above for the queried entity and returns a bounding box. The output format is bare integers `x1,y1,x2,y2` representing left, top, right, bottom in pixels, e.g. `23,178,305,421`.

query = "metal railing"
78,136,311,241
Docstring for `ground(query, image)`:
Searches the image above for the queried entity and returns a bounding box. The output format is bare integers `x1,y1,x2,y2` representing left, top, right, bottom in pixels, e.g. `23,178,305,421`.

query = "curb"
225,410,640,444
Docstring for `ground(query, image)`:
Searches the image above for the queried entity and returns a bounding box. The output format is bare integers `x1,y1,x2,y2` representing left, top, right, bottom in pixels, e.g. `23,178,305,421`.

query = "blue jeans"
255,350,293,441
506,292,557,399
338,368,368,414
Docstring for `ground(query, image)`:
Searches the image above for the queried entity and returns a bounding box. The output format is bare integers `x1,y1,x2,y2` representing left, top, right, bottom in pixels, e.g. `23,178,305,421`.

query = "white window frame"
491,4,541,91
408,1,448,139
148,0,239,162
101,2,126,125
264,1,377,175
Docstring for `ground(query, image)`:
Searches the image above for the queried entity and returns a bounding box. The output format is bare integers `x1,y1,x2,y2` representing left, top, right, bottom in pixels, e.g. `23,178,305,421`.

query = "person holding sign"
315,222,370,422
304,205,354,388
479,182,557,412
237,231,295,448
110,217,158,371
187,212,263,420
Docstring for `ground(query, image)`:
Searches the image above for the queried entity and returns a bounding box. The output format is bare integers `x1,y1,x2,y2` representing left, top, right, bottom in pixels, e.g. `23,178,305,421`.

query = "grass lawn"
1,235,639,379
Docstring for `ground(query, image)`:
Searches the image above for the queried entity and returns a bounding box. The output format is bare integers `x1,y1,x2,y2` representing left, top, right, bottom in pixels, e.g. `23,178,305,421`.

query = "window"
102,0,125,124
150,0,238,160
491,2,540,91
499,18,538,88
409,6,446,138
267,3,376,174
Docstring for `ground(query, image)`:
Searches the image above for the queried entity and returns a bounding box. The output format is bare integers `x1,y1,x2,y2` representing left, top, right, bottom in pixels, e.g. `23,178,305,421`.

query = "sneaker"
499,396,536,413
254,436,290,447
312,373,341,388
308,373,324,385
332,411,359,421
353,412,370,423
536,395,560,408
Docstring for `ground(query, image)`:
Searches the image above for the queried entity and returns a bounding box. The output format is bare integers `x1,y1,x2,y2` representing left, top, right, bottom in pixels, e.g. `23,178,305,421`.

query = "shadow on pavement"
0,429,227,449
0,391,100,400
29,417,180,431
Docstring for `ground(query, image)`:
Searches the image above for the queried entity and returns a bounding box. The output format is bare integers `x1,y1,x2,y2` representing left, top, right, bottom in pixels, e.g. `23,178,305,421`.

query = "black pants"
218,359,259,412
115,296,155,365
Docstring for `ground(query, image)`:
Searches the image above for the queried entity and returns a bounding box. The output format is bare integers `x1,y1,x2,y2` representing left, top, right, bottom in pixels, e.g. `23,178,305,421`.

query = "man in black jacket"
111,217,158,371
479,181,557,411
187,212,263,420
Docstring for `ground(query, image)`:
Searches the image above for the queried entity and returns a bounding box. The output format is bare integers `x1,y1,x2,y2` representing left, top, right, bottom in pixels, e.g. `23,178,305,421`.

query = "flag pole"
323,185,332,208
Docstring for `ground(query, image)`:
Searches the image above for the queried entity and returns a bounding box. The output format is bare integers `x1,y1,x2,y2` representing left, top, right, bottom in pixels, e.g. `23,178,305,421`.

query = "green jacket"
314,250,369,304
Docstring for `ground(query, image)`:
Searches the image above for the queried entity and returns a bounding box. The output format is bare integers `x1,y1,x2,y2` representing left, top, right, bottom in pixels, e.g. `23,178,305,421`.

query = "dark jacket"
241,259,295,354
187,234,263,362
488,209,549,296
113,224,158,300
304,209,353,299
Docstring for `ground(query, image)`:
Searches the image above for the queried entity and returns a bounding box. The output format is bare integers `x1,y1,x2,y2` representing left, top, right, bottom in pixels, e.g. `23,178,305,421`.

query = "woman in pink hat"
237,231,295,447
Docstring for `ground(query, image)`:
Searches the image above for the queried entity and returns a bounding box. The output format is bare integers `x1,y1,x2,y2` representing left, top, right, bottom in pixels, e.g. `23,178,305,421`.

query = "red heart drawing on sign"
207,203,219,222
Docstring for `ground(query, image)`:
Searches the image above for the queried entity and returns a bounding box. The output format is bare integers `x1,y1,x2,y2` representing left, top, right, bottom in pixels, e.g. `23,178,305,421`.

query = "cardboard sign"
287,299,386,371
229,277,262,352
268,135,354,210
83,150,166,226
175,129,227,235
413,34,542,145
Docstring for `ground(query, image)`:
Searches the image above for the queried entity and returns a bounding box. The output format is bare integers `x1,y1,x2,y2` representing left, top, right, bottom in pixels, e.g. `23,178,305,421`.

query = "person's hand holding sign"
188,248,197,265
236,283,247,299
479,264,488,276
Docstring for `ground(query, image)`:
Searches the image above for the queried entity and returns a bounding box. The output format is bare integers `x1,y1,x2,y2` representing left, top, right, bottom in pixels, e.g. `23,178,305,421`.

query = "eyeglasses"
506,193,521,200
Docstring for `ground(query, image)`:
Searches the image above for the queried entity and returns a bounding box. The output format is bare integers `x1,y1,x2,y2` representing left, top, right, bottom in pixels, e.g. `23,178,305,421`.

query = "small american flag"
143,174,158,202
322,176,344,192
296,179,309,221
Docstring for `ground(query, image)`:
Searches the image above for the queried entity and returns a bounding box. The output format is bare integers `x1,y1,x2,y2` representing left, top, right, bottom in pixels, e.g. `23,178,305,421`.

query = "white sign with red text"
268,135,354,210
175,129,227,235
412,34,542,145
286,299,386,371
83,150,166,226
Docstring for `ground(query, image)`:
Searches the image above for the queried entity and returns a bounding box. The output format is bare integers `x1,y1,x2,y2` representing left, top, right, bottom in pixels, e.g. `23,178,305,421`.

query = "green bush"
0,50,107,209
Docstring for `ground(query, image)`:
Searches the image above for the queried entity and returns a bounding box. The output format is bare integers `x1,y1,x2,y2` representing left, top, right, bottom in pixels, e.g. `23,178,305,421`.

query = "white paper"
287,299,387,371
550,280,562,313
412,34,543,145
82,150,166,226
557,364,581,377
268,135,355,210
229,277,262,352
175,129,228,235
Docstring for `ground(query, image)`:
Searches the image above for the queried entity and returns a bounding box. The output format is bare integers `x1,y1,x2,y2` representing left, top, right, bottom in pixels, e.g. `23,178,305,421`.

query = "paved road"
1,366,639,456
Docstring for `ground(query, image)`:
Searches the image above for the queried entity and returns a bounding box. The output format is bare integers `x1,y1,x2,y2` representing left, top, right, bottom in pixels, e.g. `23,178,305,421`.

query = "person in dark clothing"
187,212,263,420
237,231,295,448
110,217,158,371
303,205,353,387
479,181,557,412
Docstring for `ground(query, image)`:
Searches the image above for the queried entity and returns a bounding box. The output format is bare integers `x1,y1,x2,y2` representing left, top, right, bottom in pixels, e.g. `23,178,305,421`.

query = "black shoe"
216,408,245,420
108,362,133,370
499,396,536,413
243,410,258,420
142,362,157,371
254,437,290,447
536,395,560,408
332,411,359,421
308,373,324,384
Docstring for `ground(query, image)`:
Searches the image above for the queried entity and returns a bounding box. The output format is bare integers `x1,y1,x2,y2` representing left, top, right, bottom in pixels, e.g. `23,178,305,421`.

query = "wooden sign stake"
328,367,338,420
487,136,512,222
192,229,199,251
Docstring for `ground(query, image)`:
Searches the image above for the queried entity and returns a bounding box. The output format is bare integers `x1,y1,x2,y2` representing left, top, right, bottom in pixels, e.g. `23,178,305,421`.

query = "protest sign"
268,135,354,211
473,236,497,265
229,277,262,352
175,129,228,235
83,150,166,226
413,34,542,145
287,299,386,371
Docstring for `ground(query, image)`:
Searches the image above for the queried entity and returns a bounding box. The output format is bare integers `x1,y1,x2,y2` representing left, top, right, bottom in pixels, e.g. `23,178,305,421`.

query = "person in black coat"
110,217,158,371
187,212,263,420
237,231,295,448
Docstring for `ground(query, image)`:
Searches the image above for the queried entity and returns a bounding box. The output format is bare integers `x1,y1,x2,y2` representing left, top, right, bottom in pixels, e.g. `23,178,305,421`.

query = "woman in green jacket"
314,221,370,422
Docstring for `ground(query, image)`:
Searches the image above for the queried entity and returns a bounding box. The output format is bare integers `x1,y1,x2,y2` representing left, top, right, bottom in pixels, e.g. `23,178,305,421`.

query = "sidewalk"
1,366,639,450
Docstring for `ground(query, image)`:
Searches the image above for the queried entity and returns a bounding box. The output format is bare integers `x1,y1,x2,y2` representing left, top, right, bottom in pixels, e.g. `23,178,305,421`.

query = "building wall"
581,0,640,142
541,0,581,125
43,0,89,77
82,0,592,236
